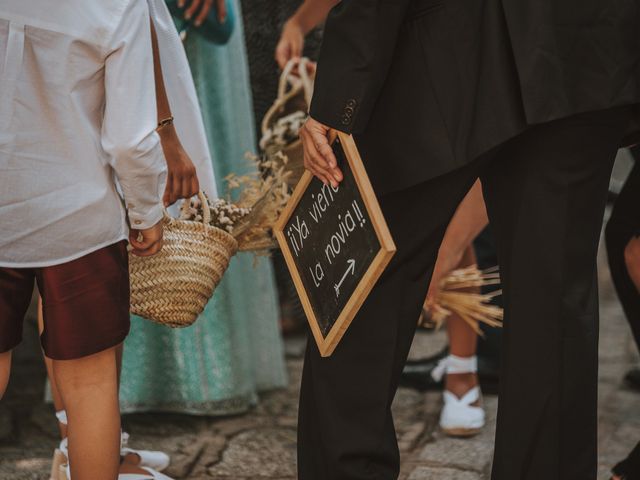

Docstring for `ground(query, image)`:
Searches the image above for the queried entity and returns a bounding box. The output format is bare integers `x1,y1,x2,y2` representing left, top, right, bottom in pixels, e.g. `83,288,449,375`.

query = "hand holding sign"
275,132,396,356
299,117,342,187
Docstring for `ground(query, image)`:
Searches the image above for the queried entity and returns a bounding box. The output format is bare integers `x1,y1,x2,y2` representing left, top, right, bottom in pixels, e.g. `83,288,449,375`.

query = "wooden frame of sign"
274,131,396,357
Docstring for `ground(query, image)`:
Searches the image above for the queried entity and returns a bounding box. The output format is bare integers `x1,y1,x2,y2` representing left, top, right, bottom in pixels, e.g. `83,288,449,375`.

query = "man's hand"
129,221,164,257
179,0,226,25
158,125,200,207
300,117,343,187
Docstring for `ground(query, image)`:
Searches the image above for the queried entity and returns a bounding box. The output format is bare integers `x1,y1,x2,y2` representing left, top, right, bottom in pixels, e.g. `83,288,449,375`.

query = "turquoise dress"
119,0,287,415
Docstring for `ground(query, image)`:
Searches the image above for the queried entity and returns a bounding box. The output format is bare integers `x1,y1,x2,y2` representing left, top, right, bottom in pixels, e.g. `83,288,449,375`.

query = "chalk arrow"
334,259,356,298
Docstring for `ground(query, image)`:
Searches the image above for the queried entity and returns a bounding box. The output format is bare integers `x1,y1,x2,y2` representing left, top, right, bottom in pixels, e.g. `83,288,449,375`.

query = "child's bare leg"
52,347,120,480
39,298,124,440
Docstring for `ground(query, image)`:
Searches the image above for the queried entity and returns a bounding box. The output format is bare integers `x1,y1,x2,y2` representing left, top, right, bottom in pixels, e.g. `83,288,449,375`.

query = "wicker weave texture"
129,215,238,328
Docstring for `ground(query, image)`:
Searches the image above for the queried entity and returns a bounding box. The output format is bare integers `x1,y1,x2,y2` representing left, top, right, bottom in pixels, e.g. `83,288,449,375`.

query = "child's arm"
101,0,167,232
275,0,339,69
150,19,199,207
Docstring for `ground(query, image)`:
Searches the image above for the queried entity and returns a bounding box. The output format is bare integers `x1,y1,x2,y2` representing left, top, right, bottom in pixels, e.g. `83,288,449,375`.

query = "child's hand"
129,221,164,257
158,125,200,207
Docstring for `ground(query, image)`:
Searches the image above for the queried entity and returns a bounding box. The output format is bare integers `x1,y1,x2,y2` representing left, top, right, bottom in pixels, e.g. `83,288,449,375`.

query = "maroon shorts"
0,242,130,360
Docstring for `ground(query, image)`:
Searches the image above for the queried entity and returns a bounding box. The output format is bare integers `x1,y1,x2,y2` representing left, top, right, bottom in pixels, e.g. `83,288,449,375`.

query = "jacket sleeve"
309,0,412,134
101,0,167,230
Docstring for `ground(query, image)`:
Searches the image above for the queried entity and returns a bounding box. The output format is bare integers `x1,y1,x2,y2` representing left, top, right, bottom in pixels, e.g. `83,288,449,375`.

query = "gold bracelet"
156,116,174,131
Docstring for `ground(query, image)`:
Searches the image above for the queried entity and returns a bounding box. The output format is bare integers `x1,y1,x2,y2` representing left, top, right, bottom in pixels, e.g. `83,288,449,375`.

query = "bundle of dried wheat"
223,152,292,252
423,265,503,335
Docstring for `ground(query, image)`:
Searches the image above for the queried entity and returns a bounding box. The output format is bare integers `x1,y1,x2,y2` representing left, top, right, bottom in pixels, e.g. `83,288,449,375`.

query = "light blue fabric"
119,0,287,414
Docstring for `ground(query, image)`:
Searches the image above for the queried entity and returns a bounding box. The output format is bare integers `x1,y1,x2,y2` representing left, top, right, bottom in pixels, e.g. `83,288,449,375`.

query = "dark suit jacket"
310,0,640,194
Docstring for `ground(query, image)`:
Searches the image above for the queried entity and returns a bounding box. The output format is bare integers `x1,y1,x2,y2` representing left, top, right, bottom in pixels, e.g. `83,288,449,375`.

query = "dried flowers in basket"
179,154,292,252
260,110,307,152
422,265,503,335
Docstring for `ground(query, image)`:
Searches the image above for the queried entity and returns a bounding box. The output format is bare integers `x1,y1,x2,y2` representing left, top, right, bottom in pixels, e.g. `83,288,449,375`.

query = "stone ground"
1,225,639,480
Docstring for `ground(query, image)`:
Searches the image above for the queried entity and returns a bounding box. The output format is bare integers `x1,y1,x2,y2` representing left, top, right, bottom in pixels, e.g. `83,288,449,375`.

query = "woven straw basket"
261,57,314,188
129,192,238,328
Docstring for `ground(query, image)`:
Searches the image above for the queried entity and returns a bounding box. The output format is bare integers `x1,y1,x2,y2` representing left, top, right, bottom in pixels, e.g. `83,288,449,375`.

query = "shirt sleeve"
101,0,167,230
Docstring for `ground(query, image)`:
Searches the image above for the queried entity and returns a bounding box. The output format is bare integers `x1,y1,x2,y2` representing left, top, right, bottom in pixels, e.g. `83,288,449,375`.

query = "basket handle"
179,191,212,225
277,57,315,106
297,57,314,107
277,58,301,99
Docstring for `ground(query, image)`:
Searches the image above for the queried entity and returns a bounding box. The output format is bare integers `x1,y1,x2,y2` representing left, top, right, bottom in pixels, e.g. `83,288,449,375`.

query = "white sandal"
121,431,171,472
49,410,171,479
432,354,486,437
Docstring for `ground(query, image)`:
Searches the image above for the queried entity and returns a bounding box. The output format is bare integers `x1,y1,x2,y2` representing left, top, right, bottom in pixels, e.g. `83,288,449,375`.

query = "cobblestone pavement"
1,242,639,480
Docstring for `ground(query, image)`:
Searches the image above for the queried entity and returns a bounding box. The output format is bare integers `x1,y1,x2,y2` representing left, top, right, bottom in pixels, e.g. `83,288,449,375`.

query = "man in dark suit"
296,1,640,479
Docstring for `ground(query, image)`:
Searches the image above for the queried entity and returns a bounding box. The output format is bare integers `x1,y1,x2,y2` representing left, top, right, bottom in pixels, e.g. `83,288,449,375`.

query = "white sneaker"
121,432,171,472
432,354,486,437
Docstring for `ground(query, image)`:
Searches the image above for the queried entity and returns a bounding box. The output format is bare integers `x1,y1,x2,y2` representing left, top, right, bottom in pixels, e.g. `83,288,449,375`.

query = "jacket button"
346,98,357,108
344,106,354,116
341,115,351,125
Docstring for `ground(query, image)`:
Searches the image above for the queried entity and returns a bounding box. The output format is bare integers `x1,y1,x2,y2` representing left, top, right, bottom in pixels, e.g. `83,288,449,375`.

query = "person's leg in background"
297,160,483,480
481,107,631,480
604,149,640,479
445,246,482,380
605,153,640,383
474,226,503,391
437,246,486,436
402,182,493,434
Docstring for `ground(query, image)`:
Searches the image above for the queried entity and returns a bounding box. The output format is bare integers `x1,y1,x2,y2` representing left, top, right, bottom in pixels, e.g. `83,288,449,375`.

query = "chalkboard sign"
275,131,396,356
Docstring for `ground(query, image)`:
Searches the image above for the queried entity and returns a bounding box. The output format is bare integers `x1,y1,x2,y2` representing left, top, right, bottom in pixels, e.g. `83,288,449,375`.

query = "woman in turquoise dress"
119,0,287,415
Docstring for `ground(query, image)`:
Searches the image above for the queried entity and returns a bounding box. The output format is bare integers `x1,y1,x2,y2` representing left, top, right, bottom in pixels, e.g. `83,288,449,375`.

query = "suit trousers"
297,107,632,480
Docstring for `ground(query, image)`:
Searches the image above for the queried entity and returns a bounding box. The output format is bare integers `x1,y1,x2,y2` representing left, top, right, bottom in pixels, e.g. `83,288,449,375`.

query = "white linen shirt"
0,0,167,268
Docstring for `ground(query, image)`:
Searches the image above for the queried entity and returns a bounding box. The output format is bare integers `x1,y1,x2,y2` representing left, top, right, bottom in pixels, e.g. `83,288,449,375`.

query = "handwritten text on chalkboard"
283,140,380,337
